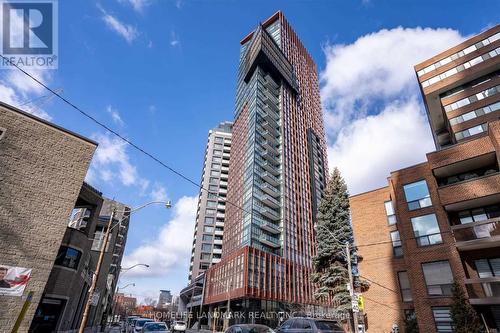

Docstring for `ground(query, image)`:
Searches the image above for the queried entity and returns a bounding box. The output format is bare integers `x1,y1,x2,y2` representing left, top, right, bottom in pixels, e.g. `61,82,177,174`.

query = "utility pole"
79,209,115,333
346,242,359,333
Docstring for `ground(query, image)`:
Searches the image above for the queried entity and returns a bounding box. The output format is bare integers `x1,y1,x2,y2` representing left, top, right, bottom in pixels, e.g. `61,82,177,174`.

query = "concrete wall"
0,104,96,332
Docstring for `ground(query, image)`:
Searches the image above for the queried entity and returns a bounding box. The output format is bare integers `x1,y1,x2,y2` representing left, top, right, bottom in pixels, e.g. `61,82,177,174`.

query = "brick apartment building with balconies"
351,25,500,332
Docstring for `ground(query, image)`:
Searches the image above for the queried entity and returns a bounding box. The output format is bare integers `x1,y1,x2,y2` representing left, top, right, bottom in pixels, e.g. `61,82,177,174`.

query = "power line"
358,275,399,295
363,296,399,311
0,54,253,217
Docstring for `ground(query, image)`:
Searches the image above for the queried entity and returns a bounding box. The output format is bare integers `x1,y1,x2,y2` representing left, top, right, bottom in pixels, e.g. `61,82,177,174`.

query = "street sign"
351,295,359,313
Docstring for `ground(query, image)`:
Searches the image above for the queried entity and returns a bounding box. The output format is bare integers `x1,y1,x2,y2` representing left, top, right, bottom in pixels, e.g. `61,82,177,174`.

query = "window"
210,170,220,177
205,208,216,215
209,177,218,184
384,201,397,225
458,208,489,224
68,208,91,230
432,307,453,333
422,261,454,296
54,246,82,269
475,258,500,277
411,214,442,246
201,244,212,252
203,226,214,233
204,217,214,225
199,263,209,270
208,185,218,192
211,163,221,170
455,123,488,141
449,101,500,125
292,320,311,329
202,234,213,242
206,201,217,208
391,231,403,257
0,127,5,141
397,271,412,301
214,137,223,143
403,180,432,210
213,149,222,156
214,143,223,149
91,226,110,251
207,192,217,199
200,253,211,260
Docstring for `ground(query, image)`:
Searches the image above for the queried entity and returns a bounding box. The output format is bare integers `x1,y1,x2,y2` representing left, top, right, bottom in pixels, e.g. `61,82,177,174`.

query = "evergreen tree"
450,282,483,333
311,168,369,316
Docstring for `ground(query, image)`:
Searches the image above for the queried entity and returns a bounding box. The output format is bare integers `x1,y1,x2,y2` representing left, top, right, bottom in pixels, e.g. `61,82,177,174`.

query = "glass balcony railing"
261,171,280,186
259,206,280,221
258,220,281,234
465,277,500,302
259,234,280,248
452,218,500,250
259,182,280,197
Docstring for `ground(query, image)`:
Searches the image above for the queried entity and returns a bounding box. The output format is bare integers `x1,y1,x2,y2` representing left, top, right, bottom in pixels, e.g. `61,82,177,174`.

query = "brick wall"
0,104,96,332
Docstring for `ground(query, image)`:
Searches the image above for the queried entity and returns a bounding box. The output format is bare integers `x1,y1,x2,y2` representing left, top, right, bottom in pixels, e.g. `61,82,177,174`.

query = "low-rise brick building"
351,25,500,332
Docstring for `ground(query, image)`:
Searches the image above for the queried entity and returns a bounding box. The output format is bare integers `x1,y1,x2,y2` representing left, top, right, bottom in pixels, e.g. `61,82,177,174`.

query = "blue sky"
1,0,499,302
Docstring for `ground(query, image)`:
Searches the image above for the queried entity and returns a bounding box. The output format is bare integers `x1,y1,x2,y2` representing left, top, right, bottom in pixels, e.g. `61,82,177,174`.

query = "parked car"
142,322,169,332
126,317,139,333
225,324,275,333
171,321,187,332
129,318,148,333
135,319,155,332
275,318,345,333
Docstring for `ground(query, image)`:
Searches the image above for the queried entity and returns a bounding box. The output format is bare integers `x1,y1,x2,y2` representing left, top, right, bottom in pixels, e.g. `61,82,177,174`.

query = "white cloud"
329,98,435,194
118,0,152,13
0,69,52,121
99,6,138,43
150,183,168,202
321,27,466,194
121,196,197,277
170,31,180,47
89,133,146,187
106,105,125,126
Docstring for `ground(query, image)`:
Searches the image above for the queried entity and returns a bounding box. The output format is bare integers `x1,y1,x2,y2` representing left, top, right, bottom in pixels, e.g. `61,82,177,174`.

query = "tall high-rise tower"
188,121,232,282
204,11,328,317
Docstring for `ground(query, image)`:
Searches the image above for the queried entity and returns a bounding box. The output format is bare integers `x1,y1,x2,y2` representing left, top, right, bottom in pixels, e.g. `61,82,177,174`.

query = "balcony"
260,129,279,144
259,221,281,234
262,104,279,119
259,235,280,248
260,183,280,197
213,248,222,254
261,172,280,187
452,218,500,251
465,277,500,305
258,140,279,155
214,239,223,245
260,206,280,221
215,229,224,236
216,220,225,227
438,172,500,209
259,160,280,175
263,75,279,89
259,193,280,208
261,149,280,164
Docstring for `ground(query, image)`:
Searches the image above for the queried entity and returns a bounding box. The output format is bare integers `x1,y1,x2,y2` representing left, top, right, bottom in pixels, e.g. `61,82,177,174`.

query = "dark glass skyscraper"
204,11,328,316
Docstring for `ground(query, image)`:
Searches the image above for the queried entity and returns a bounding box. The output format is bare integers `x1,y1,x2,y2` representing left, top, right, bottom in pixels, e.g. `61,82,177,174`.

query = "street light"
111,264,150,322
117,283,135,292
78,200,171,333
121,263,150,272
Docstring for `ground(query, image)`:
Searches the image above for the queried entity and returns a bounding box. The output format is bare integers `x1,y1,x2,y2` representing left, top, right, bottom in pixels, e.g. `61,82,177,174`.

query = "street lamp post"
78,201,171,333
111,264,150,323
